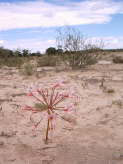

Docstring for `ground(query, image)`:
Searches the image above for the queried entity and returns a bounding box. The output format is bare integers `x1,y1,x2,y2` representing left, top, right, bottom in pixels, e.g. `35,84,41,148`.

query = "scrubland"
0,51,123,164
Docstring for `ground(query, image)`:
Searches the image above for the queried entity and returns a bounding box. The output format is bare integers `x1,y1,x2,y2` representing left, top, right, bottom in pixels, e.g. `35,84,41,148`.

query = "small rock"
0,130,17,138
61,114,77,125
104,113,109,118
103,87,115,94
39,144,57,150
13,85,17,89
0,141,4,146
7,156,16,162
31,134,37,138
98,60,112,65
21,131,27,135
63,127,73,131
112,99,122,107
96,107,101,111
112,77,122,81
42,159,53,164
113,152,123,160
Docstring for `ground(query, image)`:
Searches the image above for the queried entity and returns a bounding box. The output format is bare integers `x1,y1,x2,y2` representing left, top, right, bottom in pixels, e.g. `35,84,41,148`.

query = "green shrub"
63,51,99,69
46,47,57,56
0,57,24,68
37,55,58,67
22,63,36,76
113,56,123,64
106,88,115,93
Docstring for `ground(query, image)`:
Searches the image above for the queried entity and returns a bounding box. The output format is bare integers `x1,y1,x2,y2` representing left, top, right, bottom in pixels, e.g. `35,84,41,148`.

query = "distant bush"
13,49,22,57
113,56,123,64
31,51,42,56
22,49,30,57
56,27,103,69
62,51,99,69
0,47,14,58
80,52,99,66
46,47,57,56
0,57,25,68
37,55,58,67
22,63,36,76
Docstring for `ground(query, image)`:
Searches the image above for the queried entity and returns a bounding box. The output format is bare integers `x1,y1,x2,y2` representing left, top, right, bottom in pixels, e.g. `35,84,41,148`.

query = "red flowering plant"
22,80,80,143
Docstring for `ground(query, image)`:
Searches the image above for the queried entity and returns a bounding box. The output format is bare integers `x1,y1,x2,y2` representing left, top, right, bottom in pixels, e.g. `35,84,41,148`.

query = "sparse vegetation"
113,56,123,64
37,55,58,67
0,57,25,68
22,63,36,76
106,88,115,93
56,27,103,69
103,87,115,94
0,28,123,72
112,99,123,107
1,47,123,162
46,47,57,56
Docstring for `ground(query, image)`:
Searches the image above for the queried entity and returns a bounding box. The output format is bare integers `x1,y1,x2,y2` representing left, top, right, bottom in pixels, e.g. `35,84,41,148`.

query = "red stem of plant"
45,118,50,144
50,87,55,106
32,94,45,105
52,92,59,105
41,90,49,106
53,96,66,106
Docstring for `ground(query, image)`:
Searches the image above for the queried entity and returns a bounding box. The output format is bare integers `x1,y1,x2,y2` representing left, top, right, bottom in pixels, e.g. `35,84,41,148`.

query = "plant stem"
45,118,50,144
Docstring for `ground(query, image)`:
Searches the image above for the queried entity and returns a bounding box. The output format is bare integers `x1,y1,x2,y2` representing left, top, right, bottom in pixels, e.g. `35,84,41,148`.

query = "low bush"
0,57,25,68
62,51,99,69
113,56,123,64
22,63,36,76
37,55,58,67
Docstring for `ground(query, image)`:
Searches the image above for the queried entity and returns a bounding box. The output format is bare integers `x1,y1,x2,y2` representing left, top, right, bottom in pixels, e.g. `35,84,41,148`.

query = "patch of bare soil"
0,63,123,164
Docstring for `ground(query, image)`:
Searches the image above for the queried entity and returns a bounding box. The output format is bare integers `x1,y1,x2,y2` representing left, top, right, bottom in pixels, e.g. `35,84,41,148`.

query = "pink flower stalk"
22,81,80,143
64,103,75,112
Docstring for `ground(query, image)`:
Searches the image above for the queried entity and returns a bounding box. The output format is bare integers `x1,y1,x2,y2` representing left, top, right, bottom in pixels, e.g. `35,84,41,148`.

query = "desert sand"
0,61,123,164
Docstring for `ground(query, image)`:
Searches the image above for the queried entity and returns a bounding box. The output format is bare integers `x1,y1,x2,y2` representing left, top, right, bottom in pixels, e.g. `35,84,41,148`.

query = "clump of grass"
11,93,25,97
37,56,58,67
102,86,115,94
22,63,36,76
112,99,123,107
113,56,123,64
0,57,25,68
106,88,115,93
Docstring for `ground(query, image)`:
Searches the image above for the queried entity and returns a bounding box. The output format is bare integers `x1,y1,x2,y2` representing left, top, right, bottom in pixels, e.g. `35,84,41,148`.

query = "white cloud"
2,36,123,52
102,36,123,49
0,0,123,31
0,40,4,47
3,39,56,52
0,40,4,45
87,36,123,49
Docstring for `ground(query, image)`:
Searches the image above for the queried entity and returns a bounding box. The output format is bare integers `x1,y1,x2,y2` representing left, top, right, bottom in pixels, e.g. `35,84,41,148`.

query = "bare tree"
56,27,104,69
56,27,86,52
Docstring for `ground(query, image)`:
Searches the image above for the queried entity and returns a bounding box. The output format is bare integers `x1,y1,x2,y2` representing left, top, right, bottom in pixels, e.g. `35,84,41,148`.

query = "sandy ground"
0,63,123,164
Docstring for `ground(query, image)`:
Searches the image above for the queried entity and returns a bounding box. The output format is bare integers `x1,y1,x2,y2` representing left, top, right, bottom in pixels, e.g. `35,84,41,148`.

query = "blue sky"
0,0,123,52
